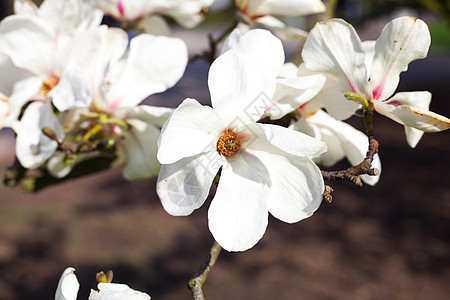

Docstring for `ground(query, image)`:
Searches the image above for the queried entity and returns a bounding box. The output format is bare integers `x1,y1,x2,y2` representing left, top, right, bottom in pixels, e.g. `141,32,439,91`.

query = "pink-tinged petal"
15,102,63,168
0,15,56,76
121,119,161,180
208,153,269,252
256,123,326,158
157,152,223,216
390,105,450,132
208,50,277,125
55,267,79,300
105,34,188,108
267,74,325,119
302,19,370,97
254,15,308,40
370,17,430,101
157,98,225,165
247,0,326,16
387,91,431,111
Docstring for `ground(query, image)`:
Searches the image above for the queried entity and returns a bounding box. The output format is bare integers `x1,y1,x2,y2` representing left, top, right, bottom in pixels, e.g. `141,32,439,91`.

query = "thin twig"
321,102,379,186
190,19,238,63
188,240,222,300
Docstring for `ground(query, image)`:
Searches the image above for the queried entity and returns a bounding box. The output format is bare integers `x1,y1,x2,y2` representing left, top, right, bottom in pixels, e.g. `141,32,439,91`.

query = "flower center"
217,129,240,157
40,76,59,96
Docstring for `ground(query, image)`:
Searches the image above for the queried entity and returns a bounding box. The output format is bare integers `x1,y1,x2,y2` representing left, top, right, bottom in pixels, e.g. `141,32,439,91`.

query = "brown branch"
321,102,379,186
190,19,238,64
188,240,222,300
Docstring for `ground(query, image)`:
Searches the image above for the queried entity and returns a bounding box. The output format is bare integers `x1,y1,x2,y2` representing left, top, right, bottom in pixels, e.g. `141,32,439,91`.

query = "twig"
321,101,379,186
188,240,222,300
190,19,238,64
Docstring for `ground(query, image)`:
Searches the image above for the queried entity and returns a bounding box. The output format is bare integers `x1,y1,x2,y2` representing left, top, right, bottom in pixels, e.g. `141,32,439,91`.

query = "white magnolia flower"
0,5,106,168
47,27,188,180
92,0,214,35
55,267,150,300
302,17,450,147
14,0,104,47
235,0,326,40
157,29,326,252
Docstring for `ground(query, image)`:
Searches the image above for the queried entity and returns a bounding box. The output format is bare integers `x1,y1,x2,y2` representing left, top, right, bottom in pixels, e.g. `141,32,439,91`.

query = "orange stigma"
217,129,240,157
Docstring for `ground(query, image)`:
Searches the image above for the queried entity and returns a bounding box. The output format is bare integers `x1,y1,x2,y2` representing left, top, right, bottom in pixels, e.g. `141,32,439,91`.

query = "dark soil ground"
0,22,449,300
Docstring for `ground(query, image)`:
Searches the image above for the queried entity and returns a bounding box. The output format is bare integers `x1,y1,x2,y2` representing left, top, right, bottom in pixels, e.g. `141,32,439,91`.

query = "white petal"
49,70,92,111
157,152,223,216
254,15,307,41
302,19,370,97
55,267,79,300
248,149,324,223
141,15,171,36
157,98,225,165
404,126,424,148
115,105,174,128
208,154,269,252
256,123,327,158
15,102,63,168
105,34,188,108
0,15,56,75
267,74,325,119
47,151,88,178
370,17,430,101
221,28,285,77
390,105,450,132
247,0,326,16
297,64,361,120
208,50,277,125
121,119,161,180
387,91,431,111
89,282,150,300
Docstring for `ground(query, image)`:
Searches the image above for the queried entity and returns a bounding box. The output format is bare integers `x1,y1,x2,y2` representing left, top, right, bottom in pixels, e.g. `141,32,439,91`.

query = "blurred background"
0,0,449,299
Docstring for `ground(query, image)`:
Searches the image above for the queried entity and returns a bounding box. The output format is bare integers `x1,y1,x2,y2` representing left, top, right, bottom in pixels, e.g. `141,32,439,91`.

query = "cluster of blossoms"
1,0,449,297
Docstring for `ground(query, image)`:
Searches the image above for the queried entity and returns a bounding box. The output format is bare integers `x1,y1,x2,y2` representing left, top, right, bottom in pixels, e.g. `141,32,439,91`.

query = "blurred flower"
157,29,326,252
47,28,188,180
92,0,215,35
55,267,151,300
302,17,450,147
235,0,326,40
0,1,105,168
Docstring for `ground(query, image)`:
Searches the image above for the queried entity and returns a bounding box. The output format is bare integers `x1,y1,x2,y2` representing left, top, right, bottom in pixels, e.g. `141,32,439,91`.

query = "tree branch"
321,102,379,186
188,240,222,300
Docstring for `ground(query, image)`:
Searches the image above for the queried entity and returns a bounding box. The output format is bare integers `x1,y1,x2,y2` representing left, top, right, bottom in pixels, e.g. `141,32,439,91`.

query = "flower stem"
188,240,222,300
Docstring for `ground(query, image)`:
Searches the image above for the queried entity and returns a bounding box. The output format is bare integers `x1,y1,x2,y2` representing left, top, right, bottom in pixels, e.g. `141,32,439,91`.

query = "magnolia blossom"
92,0,214,35
47,27,187,180
302,17,450,147
55,267,151,300
235,0,326,40
0,2,105,168
157,29,326,252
